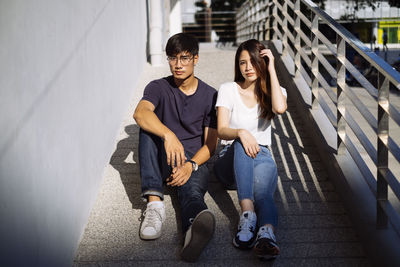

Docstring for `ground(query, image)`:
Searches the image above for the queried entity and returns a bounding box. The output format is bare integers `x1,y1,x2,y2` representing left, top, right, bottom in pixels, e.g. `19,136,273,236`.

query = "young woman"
214,39,287,259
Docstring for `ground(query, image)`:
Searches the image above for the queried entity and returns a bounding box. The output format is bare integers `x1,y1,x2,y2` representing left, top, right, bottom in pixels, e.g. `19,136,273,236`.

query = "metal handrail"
300,0,400,88
183,10,237,43
237,0,400,235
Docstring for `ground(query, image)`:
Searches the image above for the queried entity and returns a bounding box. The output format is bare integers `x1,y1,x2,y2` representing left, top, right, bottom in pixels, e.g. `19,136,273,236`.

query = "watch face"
188,160,198,171
191,161,198,171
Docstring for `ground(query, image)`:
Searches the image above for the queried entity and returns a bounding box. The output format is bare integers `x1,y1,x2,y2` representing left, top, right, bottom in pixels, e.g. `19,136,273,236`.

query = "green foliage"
388,0,400,8
195,0,207,9
345,0,400,11
312,0,326,10
345,0,378,12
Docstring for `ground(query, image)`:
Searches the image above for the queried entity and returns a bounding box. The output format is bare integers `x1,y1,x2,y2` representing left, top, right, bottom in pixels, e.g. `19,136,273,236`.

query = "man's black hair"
165,33,199,57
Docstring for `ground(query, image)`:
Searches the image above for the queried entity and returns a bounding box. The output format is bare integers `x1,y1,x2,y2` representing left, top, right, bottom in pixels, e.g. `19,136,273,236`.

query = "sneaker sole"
253,241,280,260
181,210,215,262
232,236,256,249
139,218,164,240
139,229,162,240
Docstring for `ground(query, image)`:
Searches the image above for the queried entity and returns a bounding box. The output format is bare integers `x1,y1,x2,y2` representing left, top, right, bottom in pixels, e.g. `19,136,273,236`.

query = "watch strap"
187,159,198,171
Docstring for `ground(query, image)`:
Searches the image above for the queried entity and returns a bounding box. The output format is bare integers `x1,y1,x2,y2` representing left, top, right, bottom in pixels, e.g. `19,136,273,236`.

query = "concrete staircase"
73,46,372,266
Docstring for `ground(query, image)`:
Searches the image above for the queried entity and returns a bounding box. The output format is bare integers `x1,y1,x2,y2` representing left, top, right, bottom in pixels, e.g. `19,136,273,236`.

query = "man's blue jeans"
138,129,209,232
214,140,278,228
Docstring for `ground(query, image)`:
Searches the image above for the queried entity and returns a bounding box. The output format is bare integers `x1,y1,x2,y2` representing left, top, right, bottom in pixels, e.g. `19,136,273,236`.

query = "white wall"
0,0,147,266
169,0,183,36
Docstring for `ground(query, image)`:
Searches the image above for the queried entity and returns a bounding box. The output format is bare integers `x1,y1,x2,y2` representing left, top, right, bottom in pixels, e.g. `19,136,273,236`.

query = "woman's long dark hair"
234,39,274,120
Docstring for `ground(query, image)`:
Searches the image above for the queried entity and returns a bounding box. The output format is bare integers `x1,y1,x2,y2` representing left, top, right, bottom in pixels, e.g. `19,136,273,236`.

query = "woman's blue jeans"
214,140,278,228
138,129,209,232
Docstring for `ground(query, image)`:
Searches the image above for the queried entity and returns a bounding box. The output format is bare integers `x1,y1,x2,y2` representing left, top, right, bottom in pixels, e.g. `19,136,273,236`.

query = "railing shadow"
272,102,332,214
269,86,359,248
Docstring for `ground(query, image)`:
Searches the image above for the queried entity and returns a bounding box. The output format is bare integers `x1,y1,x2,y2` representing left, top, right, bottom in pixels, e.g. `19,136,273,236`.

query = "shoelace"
238,216,254,233
258,227,276,242
142,208,162,228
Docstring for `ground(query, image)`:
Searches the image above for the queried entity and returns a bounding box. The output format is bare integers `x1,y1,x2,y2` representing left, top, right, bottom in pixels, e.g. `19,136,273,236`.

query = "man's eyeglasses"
167,55,194,65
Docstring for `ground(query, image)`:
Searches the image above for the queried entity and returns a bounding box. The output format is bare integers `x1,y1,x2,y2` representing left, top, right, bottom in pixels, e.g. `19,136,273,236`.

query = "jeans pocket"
260,146,271,155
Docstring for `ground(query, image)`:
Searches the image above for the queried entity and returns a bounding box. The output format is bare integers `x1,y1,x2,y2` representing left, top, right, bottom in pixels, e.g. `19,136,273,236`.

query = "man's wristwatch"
187,159,198,172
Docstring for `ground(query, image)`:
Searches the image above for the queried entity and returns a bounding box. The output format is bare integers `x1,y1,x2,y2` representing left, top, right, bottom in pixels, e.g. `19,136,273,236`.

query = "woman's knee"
254,159,278,182
253,165,278,195
233,140,246,154
233,141,254,165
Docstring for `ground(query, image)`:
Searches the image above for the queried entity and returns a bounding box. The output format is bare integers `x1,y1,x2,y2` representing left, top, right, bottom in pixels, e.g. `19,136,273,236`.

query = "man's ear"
194,54,199,65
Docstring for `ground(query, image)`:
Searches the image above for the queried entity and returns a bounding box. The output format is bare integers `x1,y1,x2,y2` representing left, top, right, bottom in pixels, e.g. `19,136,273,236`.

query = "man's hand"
166,162,192,186
164,131,186,167
134,100,186,167
238,129,260,158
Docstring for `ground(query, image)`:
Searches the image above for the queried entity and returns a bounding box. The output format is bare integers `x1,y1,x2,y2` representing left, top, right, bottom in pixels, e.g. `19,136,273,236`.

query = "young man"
133,33,218,262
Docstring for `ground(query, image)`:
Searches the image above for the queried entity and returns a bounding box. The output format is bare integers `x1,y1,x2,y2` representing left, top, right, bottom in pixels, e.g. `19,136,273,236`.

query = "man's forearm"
190,145,213,166
134,105,186,167
134,109,172,140
190,128,218,166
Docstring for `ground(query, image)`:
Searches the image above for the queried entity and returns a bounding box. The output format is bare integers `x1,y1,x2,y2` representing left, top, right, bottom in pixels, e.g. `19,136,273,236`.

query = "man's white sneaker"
181,209,215,262
140,201,166,240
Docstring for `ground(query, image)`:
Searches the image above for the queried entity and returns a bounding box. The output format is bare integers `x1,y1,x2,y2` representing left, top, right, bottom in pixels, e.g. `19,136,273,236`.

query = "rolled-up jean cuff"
141,190,164,202
238,195,255,202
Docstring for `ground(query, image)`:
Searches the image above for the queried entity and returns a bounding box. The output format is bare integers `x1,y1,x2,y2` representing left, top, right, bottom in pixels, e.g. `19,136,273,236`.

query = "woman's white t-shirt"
216,82,287,146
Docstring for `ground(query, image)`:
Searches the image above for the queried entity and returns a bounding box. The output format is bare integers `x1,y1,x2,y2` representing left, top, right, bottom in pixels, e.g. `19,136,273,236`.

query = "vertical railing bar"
253,1,257,39
259,1,264,41
248,4,250,41
294,0,301,77
377,74,389,229
337,34,346,154
252,0,255,39
266,0,271,40
272,0,278,40
311,11,319,109
282,0,288,56
257,2,262,40
249,3,253,39
235,9,239,43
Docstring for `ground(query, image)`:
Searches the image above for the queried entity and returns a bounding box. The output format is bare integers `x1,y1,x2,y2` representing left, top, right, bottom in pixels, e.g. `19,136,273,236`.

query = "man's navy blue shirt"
142,76,217,156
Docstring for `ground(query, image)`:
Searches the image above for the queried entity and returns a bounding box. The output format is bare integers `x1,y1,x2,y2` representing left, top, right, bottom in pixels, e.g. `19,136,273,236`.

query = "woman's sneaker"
139,201,166,240
233,211,257,249
253,226,280,260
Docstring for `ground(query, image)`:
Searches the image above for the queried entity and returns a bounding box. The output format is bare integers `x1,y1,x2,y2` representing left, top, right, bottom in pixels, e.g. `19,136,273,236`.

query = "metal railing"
237,0,400,234
183,11,237,44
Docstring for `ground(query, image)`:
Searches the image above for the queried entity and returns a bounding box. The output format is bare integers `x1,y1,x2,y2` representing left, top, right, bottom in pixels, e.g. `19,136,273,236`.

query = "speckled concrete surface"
73,46,372,266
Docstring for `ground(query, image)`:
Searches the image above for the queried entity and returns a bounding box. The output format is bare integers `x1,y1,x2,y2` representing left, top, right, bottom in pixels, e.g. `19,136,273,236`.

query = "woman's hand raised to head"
260,49,275,72
238,129,260,158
